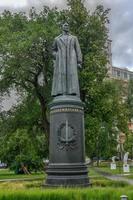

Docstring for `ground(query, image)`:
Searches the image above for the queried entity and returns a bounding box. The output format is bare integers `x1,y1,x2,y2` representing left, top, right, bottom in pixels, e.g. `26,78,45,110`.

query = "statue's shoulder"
55,34,63,40
69,34,76,38
69,34,78,41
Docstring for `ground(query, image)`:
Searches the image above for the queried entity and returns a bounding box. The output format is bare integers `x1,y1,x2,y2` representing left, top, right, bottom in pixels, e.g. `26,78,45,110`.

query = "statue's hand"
77,63,82,69
53,52,56,60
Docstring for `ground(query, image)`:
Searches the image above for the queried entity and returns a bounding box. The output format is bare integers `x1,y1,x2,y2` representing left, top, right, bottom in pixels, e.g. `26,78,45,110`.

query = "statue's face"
62,23,69,32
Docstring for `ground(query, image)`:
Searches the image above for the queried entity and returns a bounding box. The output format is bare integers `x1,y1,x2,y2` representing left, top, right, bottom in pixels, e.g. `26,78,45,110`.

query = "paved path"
94,168,133,185
0,175,100,183
0,177,43,182
0,171,132,185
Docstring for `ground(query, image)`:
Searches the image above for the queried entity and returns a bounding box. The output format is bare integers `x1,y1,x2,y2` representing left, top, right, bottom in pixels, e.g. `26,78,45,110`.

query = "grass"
97,166,133,175
91,176,130,188
89,167,102,177
0,180,42,189
94,162,133,177
0,169,44,180
0,188,131,200
125,175,133,179
0,168,131,199
0,176,129,189
0,168,100,181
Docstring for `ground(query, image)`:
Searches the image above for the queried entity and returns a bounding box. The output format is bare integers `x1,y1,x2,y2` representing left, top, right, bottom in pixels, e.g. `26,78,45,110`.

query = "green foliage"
126,132,133,158
85,79,128,160
93,178,129,188
0,188,131,200
62,0,128,160
124,80,133,157
0,97,48,171
0,0,129,168
127,79,133,121
0,128,44,172
0,7,60,136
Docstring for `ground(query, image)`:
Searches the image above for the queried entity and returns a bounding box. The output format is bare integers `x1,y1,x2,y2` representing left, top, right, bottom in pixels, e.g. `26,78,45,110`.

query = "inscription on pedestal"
57,121,77,151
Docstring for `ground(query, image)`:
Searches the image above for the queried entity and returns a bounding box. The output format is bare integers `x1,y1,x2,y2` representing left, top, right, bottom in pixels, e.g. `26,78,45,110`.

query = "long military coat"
51,34,82,97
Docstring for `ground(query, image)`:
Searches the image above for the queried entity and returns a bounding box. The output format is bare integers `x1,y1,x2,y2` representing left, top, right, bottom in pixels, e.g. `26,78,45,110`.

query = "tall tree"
0,2,110,141
0,7,60,140
0,0,129,165
85,80,128,161
127,79,133,121
0,97,48,172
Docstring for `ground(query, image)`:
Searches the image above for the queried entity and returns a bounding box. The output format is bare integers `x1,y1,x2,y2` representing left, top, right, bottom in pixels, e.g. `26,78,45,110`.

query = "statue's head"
62,22,69,33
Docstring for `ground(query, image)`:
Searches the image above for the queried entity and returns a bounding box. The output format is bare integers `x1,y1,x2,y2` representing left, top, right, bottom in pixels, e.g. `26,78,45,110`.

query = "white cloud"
1,0,133,110
88,0,133,69
1,90,19,111
126,48,133,55
0,0,133,69
0,0,28,8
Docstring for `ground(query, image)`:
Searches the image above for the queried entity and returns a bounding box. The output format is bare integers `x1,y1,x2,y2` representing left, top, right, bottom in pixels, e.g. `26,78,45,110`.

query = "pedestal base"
45,96,90,187
46,163,89,187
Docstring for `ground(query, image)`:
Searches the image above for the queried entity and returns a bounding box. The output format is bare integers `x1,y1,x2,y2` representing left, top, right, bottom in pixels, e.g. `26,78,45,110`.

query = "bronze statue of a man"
51,22,82,97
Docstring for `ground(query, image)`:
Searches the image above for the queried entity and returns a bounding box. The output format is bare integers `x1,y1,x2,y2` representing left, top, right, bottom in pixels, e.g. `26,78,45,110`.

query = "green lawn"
0,167,130,189
0,168,100,181
0,187,131,200
0,169,44,180
0,168,131,199
96,165,133,176
89,167,102,177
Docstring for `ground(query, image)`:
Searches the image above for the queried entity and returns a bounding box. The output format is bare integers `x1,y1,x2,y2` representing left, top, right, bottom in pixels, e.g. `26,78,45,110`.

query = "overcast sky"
0,0,133,70
1,0,133,110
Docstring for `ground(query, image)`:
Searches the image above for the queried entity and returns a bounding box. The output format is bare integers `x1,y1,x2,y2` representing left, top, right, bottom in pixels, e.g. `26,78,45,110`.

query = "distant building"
107,39,133,132
111,66,133,81
107,39,133,82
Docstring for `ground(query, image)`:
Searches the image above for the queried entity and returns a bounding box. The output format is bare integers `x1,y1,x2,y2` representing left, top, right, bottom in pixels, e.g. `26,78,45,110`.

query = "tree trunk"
40,97,50,143
34,84,50,144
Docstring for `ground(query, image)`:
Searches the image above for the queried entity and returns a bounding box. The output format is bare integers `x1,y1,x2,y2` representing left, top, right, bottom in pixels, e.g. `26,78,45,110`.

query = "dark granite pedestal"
45,96,89,187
